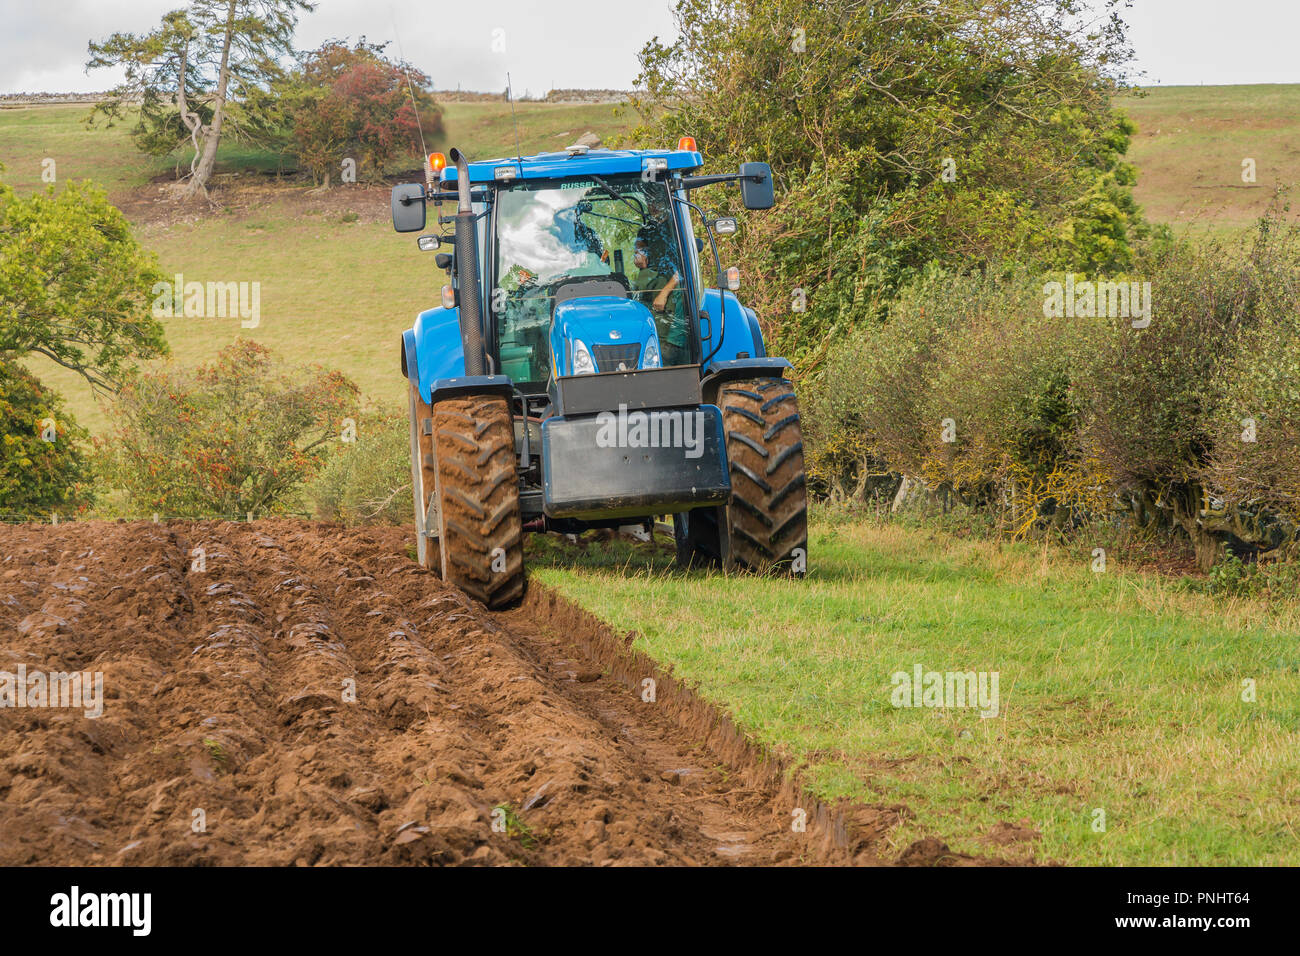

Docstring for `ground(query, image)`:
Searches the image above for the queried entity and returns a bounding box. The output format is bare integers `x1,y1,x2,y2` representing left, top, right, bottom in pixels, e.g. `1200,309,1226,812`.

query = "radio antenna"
390,11,430,184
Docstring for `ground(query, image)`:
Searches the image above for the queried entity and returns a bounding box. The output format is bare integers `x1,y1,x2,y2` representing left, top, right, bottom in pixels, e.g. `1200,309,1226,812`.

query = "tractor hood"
551,295,662,376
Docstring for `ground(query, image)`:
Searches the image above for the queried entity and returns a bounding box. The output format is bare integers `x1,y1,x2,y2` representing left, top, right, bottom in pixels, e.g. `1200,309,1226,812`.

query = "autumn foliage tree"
280,40,443,185
103,340,358,516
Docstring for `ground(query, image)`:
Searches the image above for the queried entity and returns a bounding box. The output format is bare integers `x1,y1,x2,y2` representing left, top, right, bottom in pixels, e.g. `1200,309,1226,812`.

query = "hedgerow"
803,210,1300,568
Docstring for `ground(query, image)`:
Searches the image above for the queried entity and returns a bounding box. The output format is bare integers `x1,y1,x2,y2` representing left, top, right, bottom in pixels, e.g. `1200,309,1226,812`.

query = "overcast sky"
2,0,1298,95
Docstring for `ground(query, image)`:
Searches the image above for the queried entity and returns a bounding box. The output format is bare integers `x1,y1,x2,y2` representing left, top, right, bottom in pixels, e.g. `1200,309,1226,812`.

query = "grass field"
1120,84,1300,232
2,99,637,433
31,198,441,434
530,514,1300,865
0,102,157,195
0,100,636,196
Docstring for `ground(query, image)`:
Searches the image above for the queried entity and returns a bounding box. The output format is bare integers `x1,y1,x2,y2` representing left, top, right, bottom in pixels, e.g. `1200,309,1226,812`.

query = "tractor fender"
699,289,767,364
700,357,793,405
427,375,515,403
404,307,521,404
406,305,469,403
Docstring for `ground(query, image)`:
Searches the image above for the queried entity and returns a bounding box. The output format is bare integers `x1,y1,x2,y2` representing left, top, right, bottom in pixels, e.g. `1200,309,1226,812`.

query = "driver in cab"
630,193,688,364
629,192,680,313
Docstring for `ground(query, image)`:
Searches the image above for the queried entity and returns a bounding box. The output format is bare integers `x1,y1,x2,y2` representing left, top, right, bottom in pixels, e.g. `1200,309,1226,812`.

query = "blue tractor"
391,140,807,607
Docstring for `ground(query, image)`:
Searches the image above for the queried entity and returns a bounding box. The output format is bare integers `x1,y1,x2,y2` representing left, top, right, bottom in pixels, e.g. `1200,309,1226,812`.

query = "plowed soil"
0,520,962,866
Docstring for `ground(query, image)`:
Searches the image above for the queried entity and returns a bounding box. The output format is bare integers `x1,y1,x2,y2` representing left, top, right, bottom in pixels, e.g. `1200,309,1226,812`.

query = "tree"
278,40,443,186
0,360,93,518
0,179,167,391
103,340,359,516
87,0,314,199
632,0,1150,360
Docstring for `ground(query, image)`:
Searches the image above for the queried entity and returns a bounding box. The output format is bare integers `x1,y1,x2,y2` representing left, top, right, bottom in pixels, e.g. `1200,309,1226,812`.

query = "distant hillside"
1119,84,1300,231
0,98,640,435
433,88,630,104
0,99,638,198
15,84,1299,226
0,92,110,105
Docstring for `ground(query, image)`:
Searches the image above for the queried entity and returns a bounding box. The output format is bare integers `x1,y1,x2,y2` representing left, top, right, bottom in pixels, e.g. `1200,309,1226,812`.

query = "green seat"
499,344,536,383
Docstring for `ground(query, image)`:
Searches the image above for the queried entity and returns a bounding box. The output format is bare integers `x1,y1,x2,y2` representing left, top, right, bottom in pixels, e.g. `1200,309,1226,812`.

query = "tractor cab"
391,141,807,608
491,171,692,386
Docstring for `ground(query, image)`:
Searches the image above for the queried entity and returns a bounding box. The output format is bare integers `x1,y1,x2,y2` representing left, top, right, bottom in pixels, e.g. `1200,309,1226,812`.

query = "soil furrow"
0,518,914,866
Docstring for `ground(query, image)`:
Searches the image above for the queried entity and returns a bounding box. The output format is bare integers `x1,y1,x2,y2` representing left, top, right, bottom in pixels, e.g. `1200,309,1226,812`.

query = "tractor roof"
441,147,704,185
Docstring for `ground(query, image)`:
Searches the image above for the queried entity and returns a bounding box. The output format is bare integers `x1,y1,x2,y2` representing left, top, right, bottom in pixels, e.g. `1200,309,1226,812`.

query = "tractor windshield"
493,175,691,384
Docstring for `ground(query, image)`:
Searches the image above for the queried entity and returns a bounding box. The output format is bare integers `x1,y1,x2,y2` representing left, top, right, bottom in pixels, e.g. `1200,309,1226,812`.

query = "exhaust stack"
449,148,487,377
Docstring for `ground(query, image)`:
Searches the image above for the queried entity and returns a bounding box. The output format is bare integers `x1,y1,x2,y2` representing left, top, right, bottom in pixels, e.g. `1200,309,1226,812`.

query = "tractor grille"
592,343,641,372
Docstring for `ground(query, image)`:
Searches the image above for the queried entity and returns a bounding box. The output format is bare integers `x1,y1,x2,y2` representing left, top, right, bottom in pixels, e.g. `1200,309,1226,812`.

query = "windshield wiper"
582,209,642,228
589,174,645,221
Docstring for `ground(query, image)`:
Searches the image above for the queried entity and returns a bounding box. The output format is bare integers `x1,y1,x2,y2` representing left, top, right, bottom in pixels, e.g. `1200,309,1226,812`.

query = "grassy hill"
0,99,635,195
4,85,1300,435
1,100,637,433
1119,84,1300,231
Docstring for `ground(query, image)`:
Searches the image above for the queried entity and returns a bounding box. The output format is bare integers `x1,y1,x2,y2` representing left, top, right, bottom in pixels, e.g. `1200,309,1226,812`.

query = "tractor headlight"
572,340,595,375
643,338,661,369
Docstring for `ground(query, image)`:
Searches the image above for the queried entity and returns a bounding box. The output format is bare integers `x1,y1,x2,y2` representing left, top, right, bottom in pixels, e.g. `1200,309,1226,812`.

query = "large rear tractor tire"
718,377,808,575
673,377,809,575
424,393,526,608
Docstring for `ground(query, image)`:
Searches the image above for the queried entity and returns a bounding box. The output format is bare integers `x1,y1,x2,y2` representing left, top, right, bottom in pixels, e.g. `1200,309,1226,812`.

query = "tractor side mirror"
739,162,773,210
391,183,426,233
